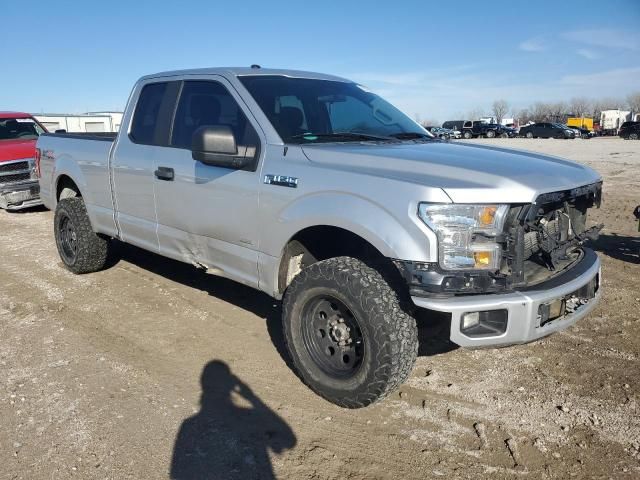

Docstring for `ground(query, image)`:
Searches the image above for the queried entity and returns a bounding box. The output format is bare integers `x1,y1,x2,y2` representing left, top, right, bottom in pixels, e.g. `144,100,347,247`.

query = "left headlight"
28,158,37,179
418,203,509,271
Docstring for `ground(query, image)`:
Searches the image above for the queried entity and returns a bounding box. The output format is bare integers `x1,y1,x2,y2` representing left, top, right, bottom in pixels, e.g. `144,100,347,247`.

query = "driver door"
152,78,263,288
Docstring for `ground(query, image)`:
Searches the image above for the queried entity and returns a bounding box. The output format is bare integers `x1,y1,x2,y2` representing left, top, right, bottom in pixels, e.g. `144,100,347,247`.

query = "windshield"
239,76,430,143
553,123,569,129
0,117,45,141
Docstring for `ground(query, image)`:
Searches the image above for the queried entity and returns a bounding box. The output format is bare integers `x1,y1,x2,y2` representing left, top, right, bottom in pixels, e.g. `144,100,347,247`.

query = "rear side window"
130,81,179,146
171,80,258,149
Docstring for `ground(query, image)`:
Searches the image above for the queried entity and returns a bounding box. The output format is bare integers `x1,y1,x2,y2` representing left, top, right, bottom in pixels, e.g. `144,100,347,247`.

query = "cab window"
171,80,258,150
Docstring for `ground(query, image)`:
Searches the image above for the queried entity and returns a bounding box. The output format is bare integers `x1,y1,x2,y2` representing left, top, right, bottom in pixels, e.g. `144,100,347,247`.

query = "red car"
0,112,47,210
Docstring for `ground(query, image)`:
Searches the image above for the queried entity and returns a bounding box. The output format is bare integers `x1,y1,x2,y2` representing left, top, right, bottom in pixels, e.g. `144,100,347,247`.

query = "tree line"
421,91,640,127
509,91,640,125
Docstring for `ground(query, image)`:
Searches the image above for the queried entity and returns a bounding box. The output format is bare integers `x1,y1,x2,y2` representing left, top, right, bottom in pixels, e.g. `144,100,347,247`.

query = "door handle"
154,167,174,181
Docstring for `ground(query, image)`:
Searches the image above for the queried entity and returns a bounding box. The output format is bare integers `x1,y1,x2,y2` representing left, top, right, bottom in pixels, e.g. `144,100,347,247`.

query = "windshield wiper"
388,132,433,140
290,132,394,142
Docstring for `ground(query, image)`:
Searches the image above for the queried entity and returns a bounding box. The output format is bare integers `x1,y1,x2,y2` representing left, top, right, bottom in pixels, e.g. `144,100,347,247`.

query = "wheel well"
56,175,81,201
278,226,388,294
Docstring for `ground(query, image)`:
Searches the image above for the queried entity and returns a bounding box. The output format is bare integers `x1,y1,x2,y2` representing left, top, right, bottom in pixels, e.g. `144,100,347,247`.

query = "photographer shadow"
170,360,296,480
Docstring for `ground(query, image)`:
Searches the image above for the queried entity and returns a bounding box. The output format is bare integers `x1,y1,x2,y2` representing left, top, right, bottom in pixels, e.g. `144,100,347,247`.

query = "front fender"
262,192,438,263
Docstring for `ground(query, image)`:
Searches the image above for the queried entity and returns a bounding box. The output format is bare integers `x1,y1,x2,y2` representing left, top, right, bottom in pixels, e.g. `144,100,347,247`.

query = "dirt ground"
1,137,638,479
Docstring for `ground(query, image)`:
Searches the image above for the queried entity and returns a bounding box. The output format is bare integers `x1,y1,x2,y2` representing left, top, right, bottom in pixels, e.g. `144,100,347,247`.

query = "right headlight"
418,203,509,271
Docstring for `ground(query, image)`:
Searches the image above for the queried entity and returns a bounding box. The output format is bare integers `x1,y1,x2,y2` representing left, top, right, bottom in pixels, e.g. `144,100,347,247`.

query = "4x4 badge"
264,174,298,188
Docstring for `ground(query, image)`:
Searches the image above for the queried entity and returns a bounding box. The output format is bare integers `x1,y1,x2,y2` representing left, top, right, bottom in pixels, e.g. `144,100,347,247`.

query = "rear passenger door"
111,80,180,252
152,78,263,288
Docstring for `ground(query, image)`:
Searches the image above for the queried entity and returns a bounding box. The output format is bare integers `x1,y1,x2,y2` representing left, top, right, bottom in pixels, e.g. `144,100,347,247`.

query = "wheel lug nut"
338,318,344,323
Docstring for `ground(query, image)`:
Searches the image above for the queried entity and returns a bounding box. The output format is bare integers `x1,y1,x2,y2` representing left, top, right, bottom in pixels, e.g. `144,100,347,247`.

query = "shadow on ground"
588,233,640,264
170,360,296,480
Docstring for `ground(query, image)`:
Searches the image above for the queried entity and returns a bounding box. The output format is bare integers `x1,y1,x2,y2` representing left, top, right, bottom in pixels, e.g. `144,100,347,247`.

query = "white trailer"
600,110,631,135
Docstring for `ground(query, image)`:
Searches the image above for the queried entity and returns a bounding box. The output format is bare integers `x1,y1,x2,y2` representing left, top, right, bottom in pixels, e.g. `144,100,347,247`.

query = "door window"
130,81,180,146
171,81,258,149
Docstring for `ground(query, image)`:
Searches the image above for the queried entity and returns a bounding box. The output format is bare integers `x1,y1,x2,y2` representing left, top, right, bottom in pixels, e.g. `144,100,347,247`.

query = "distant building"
33,112,123,133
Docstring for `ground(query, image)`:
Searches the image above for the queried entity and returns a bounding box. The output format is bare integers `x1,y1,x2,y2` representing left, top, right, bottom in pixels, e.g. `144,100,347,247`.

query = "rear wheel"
54,197,110,274
630,133,639,140
486,130,496,138
283,257,418,408
526,131,534,138
463,131,473,139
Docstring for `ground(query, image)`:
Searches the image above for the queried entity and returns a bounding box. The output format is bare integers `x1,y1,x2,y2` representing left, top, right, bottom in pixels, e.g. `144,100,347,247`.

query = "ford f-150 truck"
0,112,46,210
37,67,603,408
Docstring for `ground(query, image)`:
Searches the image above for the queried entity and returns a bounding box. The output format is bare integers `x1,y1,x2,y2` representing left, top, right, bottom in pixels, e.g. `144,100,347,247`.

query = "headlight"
418,204,509,270
28,159,37,179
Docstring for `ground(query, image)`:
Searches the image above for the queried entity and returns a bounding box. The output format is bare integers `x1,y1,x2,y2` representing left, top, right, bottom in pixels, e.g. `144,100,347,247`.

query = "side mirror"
191,125,257,170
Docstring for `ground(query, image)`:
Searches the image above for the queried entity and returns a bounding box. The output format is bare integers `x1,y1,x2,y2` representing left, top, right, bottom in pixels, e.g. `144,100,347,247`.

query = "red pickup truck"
0,112,46,210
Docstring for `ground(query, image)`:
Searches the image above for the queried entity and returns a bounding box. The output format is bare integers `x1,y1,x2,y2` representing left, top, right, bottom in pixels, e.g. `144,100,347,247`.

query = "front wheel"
283,257,418,408
630,133,639,140
526,131,534,138
54,197,110,274
486,130,496,138
463,131,473,139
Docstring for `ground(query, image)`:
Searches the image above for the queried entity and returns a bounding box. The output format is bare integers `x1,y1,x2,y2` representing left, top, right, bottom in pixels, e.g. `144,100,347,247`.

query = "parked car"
429,127,460,139
618,121,640,140
500,126,518,138
519,123,576,139
37,67,603,408
568,126,594,139
0,112,47,210
443,120,511,139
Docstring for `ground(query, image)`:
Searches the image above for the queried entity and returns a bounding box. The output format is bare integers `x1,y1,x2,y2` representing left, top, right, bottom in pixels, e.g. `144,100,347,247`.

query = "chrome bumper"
0,180,42,211
412,249,601,347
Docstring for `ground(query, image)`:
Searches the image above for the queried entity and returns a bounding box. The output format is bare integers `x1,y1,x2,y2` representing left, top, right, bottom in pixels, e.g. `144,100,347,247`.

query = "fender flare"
51,155,88,207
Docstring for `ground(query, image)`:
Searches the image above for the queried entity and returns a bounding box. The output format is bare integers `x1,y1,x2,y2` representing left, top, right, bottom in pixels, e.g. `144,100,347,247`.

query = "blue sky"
2,0,639,122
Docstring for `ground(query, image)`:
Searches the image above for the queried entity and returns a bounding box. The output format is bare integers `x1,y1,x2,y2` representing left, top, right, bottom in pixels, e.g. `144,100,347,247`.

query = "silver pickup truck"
37,67,603,408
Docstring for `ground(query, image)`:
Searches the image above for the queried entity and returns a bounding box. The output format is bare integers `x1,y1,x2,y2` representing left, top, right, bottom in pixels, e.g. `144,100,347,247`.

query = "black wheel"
463,131,473,139
526,131,534,138
630,133,639,140
54,197,110,274
486,130,496,138
283,257,418,408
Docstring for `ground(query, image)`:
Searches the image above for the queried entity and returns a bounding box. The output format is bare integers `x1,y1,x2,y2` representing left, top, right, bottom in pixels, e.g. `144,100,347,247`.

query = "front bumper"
412,249,601,347
0,180,42,211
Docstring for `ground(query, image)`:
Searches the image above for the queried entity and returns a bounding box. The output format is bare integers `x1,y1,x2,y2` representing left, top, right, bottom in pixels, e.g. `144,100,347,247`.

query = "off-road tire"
486,130,496,138
463,131,473,139
54,197,110,274
282,256,419,408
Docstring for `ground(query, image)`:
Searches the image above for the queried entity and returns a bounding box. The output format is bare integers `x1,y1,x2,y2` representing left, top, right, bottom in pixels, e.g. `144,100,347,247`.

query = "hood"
301,141,601,203
0,139,37,163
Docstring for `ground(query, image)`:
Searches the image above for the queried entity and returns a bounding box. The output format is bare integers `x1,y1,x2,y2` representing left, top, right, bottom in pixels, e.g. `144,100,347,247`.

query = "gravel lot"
1,137,638,479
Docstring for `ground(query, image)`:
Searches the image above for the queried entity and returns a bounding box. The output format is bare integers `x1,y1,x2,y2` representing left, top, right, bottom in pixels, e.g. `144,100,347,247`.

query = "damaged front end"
504,182,603,288
396,182,603,297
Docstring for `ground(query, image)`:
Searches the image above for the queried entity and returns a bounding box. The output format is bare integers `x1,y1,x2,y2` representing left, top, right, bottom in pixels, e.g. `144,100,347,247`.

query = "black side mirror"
191,125,257,170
